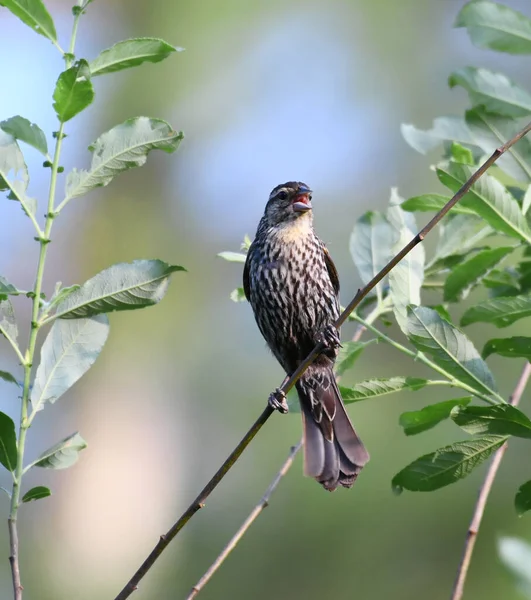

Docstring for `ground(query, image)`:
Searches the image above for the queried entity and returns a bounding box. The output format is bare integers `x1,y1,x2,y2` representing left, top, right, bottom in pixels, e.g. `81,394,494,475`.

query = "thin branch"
114,121,531,600
8,518,21,600
450,361,531,600
185,440,303,600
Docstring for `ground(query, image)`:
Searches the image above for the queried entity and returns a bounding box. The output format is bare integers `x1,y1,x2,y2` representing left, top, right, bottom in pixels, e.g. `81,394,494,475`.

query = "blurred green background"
1,0,531,598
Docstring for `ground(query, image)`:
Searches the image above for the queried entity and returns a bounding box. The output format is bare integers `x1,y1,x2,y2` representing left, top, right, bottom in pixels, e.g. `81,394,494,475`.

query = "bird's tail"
297,367,369,491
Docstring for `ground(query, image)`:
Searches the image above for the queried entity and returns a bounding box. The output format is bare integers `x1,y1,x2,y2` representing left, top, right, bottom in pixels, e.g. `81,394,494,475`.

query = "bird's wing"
322,243,340,297
243,245,252,301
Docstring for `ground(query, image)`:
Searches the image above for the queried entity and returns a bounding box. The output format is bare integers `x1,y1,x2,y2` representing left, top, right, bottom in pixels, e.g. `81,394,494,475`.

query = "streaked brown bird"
243,182,369,491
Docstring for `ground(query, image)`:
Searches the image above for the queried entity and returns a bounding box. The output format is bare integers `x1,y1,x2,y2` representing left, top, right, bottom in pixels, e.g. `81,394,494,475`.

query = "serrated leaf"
452,405,531,438
498,537,531,596
52,260,184,319
22,486,51,502
217,251,246,263
466,108,531,183
392,435,508,493
443,246,515,302
399,398,472,436
0,0,57,44
0,411,17,472
407,306,497,397
335,340,376,377
90,37,182,76
30,315,109,412
64,117,183,201
387,188,424,333
53,60,94,123
350,211,393,302
230,287,246,302
461,294,531,328
437,162,531,244
401,194,475,215
340,376,428,403
482,336,531,360
0,370,19,386
449,67,531,118
0,298,17,344
0,116,47,156
456,2,531,55
33,432,87,469
401,117,475,154
515,481,531,517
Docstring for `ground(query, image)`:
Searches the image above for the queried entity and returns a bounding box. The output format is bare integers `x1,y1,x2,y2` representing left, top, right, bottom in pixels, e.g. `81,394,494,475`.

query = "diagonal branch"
450,361,531,600
113,120,531,600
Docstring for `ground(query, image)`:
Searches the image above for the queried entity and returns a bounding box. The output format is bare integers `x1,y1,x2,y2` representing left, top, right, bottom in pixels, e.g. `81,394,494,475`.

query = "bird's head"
263,181,313,227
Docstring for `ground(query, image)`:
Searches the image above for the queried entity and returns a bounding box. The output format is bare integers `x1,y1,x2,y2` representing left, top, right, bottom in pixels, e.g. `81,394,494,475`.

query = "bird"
243,181,369,491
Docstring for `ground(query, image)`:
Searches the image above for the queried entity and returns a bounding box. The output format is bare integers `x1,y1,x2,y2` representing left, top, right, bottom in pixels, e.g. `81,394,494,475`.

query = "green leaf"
0,116,47,156
22,486,51,502
407,306,497,397
483,268,520,298
33,432,87,469
340,376,428,403
349,211,393,301
515,481,531,517
437,162,531,244
53,60,94,123
0,0,57,44
335,340,376,377
392,435,508,493
52,260,184,319
443,246,515,302
30,315,109,412
466,108,531,183
0,129,36,218
452,404,531,438
450,142,475,165
64,117,183,202
387,188,424,333
431,214,492,266
455,1,531,55
482,336,531,360
89,37,182,76
0,298,18,344
401,117,475,154
461,294,531,327
399,397,472,436
0,411,17,472
0,276,19,297
217,251,247,263
449,67,531,118
523,186,531,215
498,537,531,596
401,194,475,216
0,370,19,386
46,284,81,314
230,287,246,302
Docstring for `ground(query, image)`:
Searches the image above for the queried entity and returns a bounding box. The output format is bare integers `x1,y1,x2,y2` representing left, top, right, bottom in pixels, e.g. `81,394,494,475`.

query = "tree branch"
450,361,531,600
114,120,531,600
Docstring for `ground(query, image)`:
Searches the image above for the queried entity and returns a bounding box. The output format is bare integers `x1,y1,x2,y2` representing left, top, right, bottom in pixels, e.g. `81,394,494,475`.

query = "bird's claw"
317,324,341,352
268,388,289,414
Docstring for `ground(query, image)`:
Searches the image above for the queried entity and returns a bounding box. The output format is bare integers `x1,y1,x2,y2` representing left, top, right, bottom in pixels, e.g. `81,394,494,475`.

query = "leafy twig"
114,120,531,600
450,361,531,600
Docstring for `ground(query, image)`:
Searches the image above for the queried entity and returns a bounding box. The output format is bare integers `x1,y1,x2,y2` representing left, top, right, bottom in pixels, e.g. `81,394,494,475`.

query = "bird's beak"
292,191,312,213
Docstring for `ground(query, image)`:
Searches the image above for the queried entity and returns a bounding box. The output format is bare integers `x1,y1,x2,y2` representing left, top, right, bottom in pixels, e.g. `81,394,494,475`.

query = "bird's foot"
268,388,289,414
317,324,341,354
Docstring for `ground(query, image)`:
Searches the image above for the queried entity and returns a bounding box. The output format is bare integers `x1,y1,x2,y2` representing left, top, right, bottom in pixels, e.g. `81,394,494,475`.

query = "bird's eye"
277,190,288,200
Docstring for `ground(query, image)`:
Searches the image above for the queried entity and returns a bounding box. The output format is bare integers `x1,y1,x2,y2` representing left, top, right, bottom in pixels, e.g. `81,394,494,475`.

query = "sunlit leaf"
399,397,471,436
401,194,475,215
392,435,507,493
498,537,531,596
450,142,475,165
0,129,36,218
230,287,246,302
456,1,531,54
461,294,531,328
31,315,109,412
0,298,17,345
32,432,87,469
64,117,183,201
217,251,247,263
53,60,94,123
452,404,531,438
340,377,428,403
407,306,497,397
53,260,185,319
0,0,57,44
0,116,47,156
90,37,182,76
401,117,475,154
22,486,51,502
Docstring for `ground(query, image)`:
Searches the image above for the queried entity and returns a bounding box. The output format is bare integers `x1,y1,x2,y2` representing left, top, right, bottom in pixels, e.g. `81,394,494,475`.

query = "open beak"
292,191,312,213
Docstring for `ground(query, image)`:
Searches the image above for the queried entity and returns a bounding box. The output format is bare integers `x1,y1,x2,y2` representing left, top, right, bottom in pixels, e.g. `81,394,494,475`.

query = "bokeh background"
1,1,531,598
